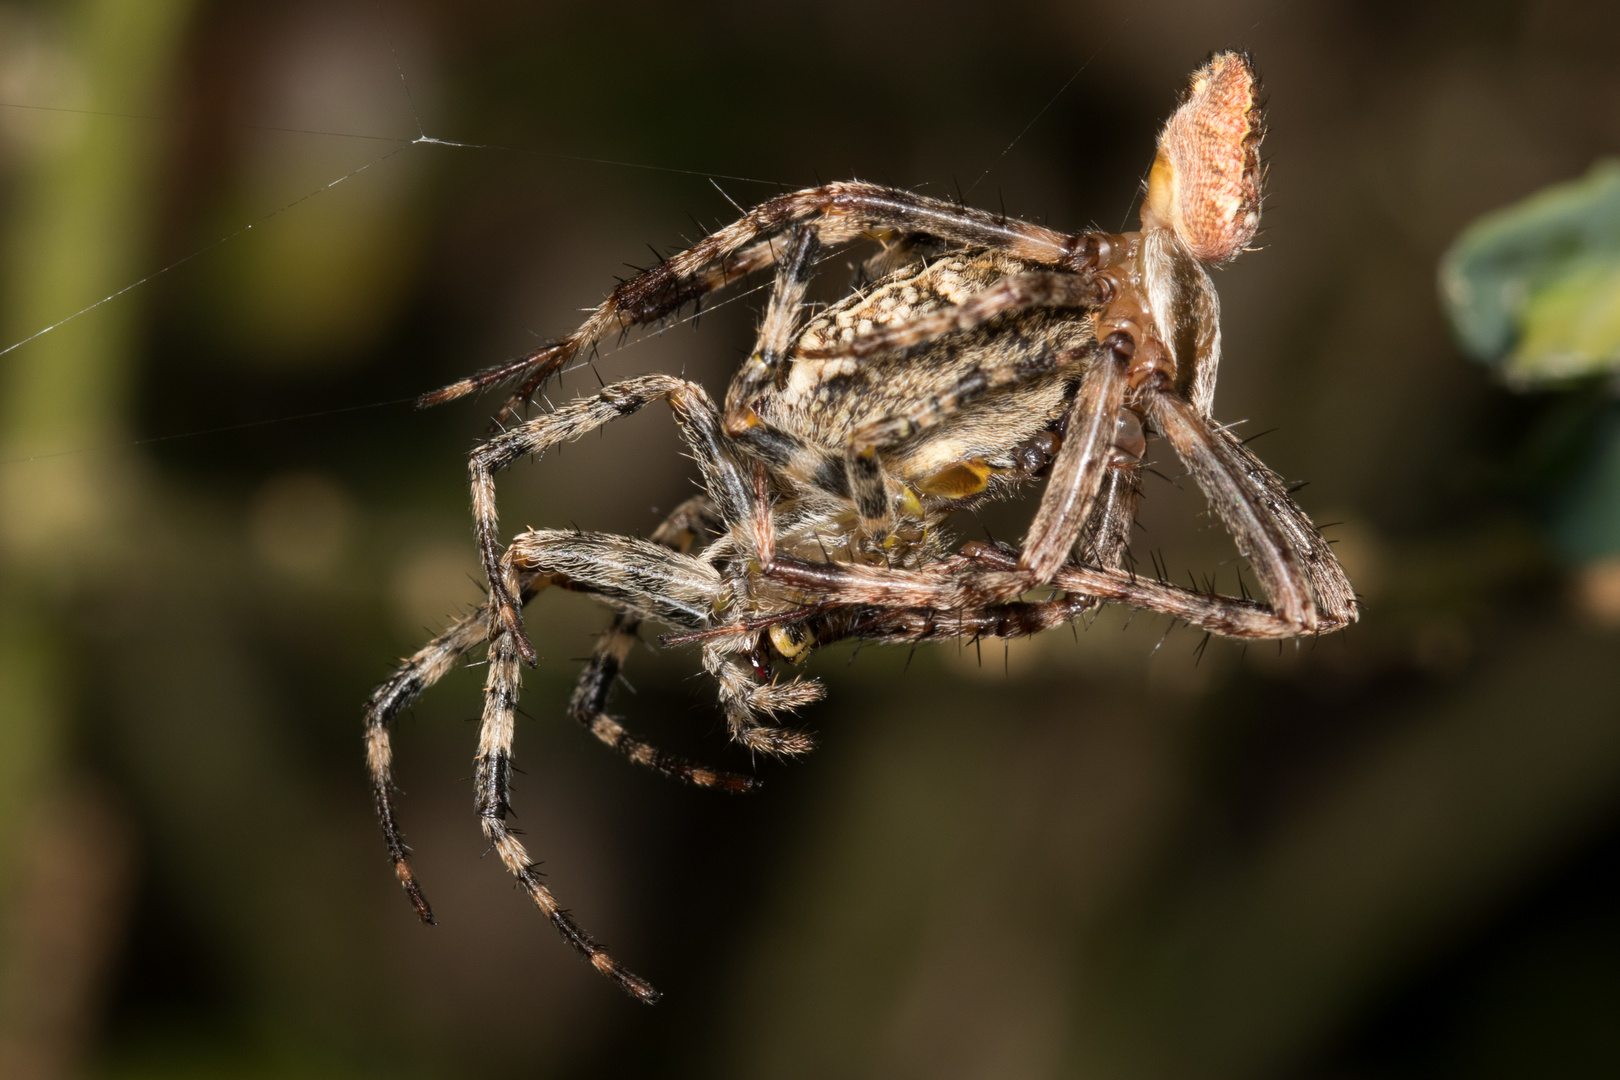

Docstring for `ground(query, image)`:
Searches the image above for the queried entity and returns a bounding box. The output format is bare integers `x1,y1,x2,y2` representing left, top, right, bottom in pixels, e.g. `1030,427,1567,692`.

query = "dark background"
0,1,1617,1077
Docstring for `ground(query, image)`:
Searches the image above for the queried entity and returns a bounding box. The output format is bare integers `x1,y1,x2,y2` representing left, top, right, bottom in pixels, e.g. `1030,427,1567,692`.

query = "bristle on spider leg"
478,631,660,1002
574,613,761,793
363,600,498,924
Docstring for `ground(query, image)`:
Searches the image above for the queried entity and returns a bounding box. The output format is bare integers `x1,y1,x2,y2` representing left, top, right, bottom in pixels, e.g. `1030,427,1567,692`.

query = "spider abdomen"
763,249,1092,511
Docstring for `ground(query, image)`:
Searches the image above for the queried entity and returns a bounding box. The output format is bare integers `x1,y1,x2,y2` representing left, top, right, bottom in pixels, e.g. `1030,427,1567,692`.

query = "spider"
364,52,1357,1003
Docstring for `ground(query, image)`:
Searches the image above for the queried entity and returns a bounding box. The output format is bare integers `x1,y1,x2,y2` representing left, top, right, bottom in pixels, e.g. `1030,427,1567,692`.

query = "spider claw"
611,967,662,1005
392,855,437,924
416,379,475,408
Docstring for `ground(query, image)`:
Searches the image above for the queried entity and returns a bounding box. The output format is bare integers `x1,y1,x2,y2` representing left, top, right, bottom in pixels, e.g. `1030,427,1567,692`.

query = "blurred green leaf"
1440,159,1620,385
1550,405,1620,561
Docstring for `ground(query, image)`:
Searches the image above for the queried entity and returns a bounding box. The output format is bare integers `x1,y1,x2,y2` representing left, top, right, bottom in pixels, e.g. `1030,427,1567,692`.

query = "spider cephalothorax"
365,51,1355,1002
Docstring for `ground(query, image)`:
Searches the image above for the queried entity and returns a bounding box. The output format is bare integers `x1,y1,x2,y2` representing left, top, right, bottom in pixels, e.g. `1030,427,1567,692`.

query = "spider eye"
1143,51,1264,264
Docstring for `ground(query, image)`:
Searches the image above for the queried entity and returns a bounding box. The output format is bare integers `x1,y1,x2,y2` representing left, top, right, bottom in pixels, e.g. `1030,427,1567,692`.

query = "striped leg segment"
364,579,534,925
762,541,1354,642
421,182,1095,419
476,631,661,1003
565,494,762,790
468,374,756,665
702,643,823,758
572,611,758,792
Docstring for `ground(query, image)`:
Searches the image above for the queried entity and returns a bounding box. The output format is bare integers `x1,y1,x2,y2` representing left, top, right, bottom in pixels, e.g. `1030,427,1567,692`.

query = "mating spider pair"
364,51,1357,1003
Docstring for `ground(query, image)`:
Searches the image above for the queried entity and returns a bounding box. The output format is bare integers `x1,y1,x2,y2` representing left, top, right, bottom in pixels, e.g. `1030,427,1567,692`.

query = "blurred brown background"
0,0,1617,1077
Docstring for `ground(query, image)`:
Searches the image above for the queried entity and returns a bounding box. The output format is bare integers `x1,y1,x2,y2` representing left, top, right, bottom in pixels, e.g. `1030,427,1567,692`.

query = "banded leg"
365,570,543,924
702,643,823,758
476,631,660,1003
572,614,755,791
835,574,1273,644
569,496,759,792
818,530,1332,645
366,497,749,933
422,182,1097,418
366,610,487,925
724,225,820,423
471,374,755,663
720,227,852,498
758,542,1355,641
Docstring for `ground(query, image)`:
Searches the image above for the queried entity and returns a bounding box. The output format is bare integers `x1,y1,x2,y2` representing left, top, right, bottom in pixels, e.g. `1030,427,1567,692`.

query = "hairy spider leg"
1073,466,1143,571
421,182,1094,419
500,530,727,627
720,226,842,489
364,596,503,925
570,612,756,791
364,500,756,929
474,526,765,1003
795,269,1104,364
701,642,825,756
762,541,1353,642
1015,333,1134,577
476,631,661,1004
750,249,1138,572
469,373,756,664
720,227,864,509
424,234,785,422
499,529,822,757
565,495,762,791
1148,394,1357,633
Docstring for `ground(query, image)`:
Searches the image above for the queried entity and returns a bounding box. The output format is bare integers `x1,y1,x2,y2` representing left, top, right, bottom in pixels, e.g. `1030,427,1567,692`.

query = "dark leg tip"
417,380,473,408
399,873,436,925
623,976,662,1005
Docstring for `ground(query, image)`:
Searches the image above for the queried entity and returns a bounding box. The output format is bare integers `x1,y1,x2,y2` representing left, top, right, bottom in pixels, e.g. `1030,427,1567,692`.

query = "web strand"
0,3,1229,468
374,0,425,139
0,398,417,469
0,143,414,362
0,100,408,142
963,15,1130,197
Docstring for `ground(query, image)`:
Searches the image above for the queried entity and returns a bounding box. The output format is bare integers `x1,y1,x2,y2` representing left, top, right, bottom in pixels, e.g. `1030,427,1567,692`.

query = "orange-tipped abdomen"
1142,51,1264,264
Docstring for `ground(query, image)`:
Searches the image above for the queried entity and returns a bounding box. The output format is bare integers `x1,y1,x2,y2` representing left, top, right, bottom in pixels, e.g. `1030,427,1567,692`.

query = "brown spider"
364,52,1356,1003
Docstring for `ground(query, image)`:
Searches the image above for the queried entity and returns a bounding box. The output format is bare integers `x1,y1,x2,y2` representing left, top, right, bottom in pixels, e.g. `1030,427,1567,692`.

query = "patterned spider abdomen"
780,251,1086,481
1144,51,1264,265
